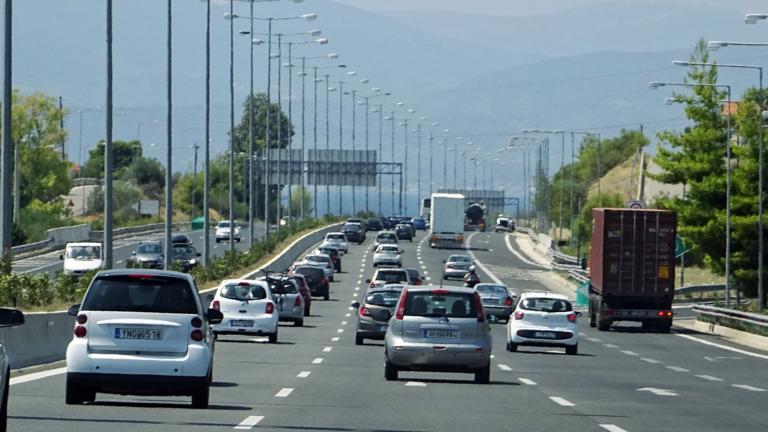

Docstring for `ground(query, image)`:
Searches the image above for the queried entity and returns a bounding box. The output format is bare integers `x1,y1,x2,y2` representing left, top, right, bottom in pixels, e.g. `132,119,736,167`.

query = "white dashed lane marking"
405,381,427,387
297,371,311,378
549,397,575,407
323,346,333,352
586,337,602,343
341,321,348,325
621,350,638,356
234,415,264,430
732,384,766,392
600,425,629,432
666,366,690,372
497,364,511,371
312,358,323,364
337,329,344,333
331,337,340,342
640,358,661,364
518,378,537,386
695,375,723,382
603,344,619,349
275,388,294,398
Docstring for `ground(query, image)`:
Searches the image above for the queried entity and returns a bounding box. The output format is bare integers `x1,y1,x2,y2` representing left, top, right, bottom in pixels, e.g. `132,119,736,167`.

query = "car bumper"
67,372,207,396
278,306,304,321
509,326,578,346
481,305,513,318
373,258,401,266
309,284,329,297
356,320,389,339
212,314,278,335
385,336,492,370
443,270,468,279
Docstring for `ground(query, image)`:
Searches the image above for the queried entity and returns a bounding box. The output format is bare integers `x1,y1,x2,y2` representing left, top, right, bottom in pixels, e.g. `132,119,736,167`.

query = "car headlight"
189,258,197,265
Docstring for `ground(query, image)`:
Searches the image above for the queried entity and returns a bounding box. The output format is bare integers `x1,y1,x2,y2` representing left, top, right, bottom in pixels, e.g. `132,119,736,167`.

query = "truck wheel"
597,314,611,331
589,312,596,328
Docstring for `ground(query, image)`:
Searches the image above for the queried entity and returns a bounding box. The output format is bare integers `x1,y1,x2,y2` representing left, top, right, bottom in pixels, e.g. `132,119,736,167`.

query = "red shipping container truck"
588,208,677,332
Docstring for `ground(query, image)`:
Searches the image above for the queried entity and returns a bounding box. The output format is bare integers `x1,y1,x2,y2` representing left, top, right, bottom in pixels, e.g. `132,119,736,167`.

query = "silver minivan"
384,286,492,383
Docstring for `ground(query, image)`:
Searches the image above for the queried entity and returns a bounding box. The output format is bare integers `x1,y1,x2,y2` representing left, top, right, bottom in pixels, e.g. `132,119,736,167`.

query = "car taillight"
76,314,88,325
504,297,513,306
395,289,408,320
473,292,486,323
359,306,371,317
212,300,220,311
294,296,302,307
567,313,577,323
190,329,204,341
74,326,87,338
514,311,525,320
191,316,203,328
320,277,328,285
266,302,275,314
657,310,673,317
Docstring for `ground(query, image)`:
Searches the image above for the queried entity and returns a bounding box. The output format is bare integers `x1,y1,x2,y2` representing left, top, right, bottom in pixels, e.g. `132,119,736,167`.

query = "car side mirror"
196,252,202,257
575,311,583,318
365,279,371,284
205,293,214,302
67,304,81,317
60,254,64,260
350,301,360,309
207,308,224,324
131,251,136,255
441,259,446,263
0,307,24,327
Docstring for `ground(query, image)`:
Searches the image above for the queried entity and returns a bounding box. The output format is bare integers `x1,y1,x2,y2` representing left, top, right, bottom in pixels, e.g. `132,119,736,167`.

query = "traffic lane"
7,226,360,431
258,233,604,432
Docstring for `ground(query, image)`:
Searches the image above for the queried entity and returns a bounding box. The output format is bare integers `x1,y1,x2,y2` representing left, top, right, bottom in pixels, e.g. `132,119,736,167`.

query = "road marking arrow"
637,387,678,396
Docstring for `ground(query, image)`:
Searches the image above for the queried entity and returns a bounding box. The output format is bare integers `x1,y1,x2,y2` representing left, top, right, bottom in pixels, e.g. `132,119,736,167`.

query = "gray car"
384,286,492,383
257,275,305,327
475,283,517,322
442,254,473,280
127,241,164,269
352,286,405,345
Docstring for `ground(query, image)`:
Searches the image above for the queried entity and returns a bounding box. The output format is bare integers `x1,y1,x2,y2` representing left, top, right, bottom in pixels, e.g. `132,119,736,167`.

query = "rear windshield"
404,291,478,318
275,280,299,295
343,225,360,231
366,290,401,307
378,245,399,253
295,267,323,280
220,283,268,301
82,275,198,314
375,271,408,284
519,298,572,312
448,256,472,263
307,255,329,263
137,244,162,254
406,269,420,279
377,233,396,240
327,234,345,240
288,276,307,289
476,285,508,296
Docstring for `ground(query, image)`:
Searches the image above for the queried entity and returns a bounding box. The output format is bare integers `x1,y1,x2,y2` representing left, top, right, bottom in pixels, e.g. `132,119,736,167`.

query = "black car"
386,217,402,229
395,223,413,241
346,218,366,232
172,233,193,245
170,244,201,272
365,218,384,231
317,246,342,272
342,224,365,244
292,265,330,300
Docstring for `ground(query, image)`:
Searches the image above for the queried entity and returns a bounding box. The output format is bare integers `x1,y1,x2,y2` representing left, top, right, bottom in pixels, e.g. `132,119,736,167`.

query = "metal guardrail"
11,238,54,255
693,304,768,337
693,304,768,325
676,284,725,295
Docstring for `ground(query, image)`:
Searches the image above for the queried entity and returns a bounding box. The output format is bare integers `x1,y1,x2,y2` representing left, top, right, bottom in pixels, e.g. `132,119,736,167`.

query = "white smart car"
209,279,279,343
65,270,222,408
506,292,580,355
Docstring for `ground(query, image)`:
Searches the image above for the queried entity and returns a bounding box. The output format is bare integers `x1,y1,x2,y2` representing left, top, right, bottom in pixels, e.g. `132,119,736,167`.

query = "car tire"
565,344,578,356
191,381,210,409
656,321,672,333
294,319,304,327
589,312,596,328
324,291,330,301
597,319,611,331
507,341,518,352
304,306,310,317
384,358,398,381
474,363,491,384
268,329,278,344
0,369,8,430
65,374,91,405
355,334,364,345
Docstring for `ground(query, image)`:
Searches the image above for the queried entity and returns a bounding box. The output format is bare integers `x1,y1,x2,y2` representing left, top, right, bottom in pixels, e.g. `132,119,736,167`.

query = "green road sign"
675,235,689,258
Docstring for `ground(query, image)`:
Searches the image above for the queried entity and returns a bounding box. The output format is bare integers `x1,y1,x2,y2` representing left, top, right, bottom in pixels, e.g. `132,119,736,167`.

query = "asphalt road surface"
7,229,768,431
11,225,264,278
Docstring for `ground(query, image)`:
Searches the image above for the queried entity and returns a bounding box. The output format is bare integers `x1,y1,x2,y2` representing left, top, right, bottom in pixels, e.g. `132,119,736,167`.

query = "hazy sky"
332,0,766,16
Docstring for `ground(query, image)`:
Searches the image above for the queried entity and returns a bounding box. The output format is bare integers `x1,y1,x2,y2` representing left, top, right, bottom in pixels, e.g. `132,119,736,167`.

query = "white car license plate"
534,331,556,339
231,319,254,327
483,298,499,304
115,328,163,340
424,329,458,339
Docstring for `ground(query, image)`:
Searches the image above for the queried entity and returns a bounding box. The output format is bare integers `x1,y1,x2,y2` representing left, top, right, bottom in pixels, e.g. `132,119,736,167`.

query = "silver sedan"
442,254,473,279
373,244,402,267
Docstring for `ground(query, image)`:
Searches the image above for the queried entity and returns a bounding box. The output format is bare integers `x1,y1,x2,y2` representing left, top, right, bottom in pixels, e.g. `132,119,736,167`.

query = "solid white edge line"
600,425,630,432
274,387,294,398
465,232,504,285
675,333,768,360
503,233,551,270
549,396,575,407
10,367,67,386
234,415,265,430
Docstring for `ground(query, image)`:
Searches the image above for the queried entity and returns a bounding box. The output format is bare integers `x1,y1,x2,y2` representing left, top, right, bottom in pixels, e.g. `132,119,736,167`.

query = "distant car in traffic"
442,254,474,280
368,268,413,288
215,220,241,243
372,244,403,267
210,279,279,342
66,270,223,408
342,223,366,244
61,242,103,277
323,232,349,254
395,223,414,241
126,241,164,269
172,233,194,245
506,292,580,355
286,273,312,316
405,268,423,285
0,307,24,429
365,218,384,231
411,217,427,230
316,246,342,272
474,283,516,322
352,286,404,345
256,274,305,327
494,216,514,232
373,231,398,250
170,244,201,272
291,265,330,300
298,253,335,281
384,286,492,383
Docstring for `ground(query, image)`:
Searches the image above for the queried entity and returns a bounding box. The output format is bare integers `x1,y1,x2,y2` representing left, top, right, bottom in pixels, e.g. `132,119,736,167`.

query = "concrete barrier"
0,311,74,369
48,224,91,245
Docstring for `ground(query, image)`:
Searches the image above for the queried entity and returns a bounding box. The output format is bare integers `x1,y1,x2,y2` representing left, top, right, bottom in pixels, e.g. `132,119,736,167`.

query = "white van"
61,242,103,276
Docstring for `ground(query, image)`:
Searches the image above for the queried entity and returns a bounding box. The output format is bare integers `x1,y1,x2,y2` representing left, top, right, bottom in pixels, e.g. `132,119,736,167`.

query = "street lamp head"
408,109,416,113
239,30,250,35
357,101,365,105
360,78,370,84
443,129,450,133
371,87,381,92
346,71,357,76
252,39,265,45
648,81,665,89
708,41,727,50
328,87,337,92
302,13,318,21
431,122,439,126
672,60,690,66
315,38,329,45
270,53,280,59
308,29,322,36
337,64,347,68
396,102,405,107
223,12,237,20
745,14,768,24
384,116,393,120
314,78,323,82
419,116,427,121
297,71,308,77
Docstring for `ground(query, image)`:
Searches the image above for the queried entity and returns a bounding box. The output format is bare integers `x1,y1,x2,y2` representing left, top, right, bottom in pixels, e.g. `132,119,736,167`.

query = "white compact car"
506,292,580,355
209,279,279,343
61,242,103,277
324,232,348,254
372,244,402,267
65,270,223,408
0,308,24,429
215,220,241,243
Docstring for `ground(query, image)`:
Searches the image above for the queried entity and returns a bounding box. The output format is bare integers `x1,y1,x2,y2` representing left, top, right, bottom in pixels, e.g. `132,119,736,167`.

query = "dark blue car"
412,217,427,230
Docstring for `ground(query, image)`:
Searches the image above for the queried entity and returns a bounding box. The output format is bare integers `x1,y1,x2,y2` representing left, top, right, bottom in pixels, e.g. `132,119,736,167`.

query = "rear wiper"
422,313,449,320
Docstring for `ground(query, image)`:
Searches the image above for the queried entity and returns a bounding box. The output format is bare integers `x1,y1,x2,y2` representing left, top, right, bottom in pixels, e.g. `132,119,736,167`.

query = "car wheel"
355,334,364,345
191,381,210,409
507,341,518,352
268,329,278,343
474,363,491,384
384,358,398,381
304,306,310,317
324,292,330,301
589,312,596,328
65,374,90,405
215,239,220,244
565,344,578,355
0,369,8,430
294,319,304,327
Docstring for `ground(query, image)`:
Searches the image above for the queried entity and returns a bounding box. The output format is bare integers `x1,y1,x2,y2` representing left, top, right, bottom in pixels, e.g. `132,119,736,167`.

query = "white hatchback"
65,270,223,408
506,292,580,355
209,279,280,343
324,232,348,254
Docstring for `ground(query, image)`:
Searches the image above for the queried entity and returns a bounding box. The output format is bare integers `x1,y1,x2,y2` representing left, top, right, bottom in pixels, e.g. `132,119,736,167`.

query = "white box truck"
429,193,465,248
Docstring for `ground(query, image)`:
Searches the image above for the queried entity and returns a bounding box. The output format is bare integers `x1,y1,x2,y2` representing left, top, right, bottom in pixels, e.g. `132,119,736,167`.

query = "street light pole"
104,0,114,269
389,113,396,215
276,35,283,229
378,104,384,215
402,119,409,215
300,57,306,219
228,0,235,255
337,80,345,216
350,89,357,215
417,122,422,210
428,129,434,197
325,74,331,216
164,0,173,268
1,0,11,256
264,17,273,237
286,42,293,222
203,0,211,266
312,66,318,218
247,0,255,245
365,97,370,212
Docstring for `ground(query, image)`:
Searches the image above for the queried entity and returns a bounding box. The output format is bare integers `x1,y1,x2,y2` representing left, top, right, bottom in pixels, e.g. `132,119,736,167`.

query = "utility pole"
203,0,211,266
59,96,65,159
228,0,235,255
164,0,173,269
104,0,114,269
429,131,434,197
264,18,273,237
389,113,395,215
286,42,293,222
325,74,331,216
192,142,199,213
378,104,383,215
276,34,283,230
337,81,344,216
402,119,408,215
300,57,306,219
350,89,357,215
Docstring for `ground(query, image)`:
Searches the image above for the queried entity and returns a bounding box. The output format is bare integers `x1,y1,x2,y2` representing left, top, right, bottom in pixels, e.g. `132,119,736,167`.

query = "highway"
7,229,768,431
11,226,264,278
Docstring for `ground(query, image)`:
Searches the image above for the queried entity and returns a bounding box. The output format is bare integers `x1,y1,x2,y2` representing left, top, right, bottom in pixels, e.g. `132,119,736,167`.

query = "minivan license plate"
115,328,163,340
424,329,458,339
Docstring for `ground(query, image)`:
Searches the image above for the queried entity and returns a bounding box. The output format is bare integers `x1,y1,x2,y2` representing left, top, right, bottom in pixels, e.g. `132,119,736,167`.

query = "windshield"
476,285,508,296
171,246,196,258
327,234,344,240
448,255,472,263
137,244,161,254
404,291,478,318
218,221,230,228
81,275,198,314
66,245,101,260
366,290,401,307
220,283,268,301
519,297,573,313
